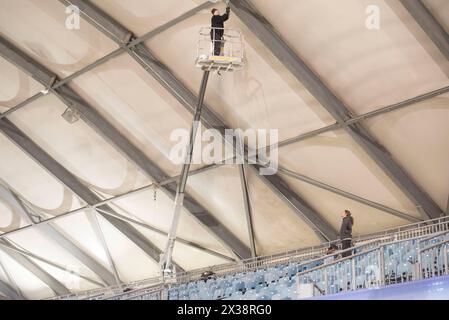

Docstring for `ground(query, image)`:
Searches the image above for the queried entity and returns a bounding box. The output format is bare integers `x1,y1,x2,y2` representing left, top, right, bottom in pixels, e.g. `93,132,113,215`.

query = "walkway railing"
171,216,449,285
298,231,449,297
105,284,165,301
418,239,449,280
50,216,449,300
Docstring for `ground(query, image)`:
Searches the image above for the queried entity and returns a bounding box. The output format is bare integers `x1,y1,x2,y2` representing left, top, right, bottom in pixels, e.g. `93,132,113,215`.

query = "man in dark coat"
340,210,354,258
211,6,230,56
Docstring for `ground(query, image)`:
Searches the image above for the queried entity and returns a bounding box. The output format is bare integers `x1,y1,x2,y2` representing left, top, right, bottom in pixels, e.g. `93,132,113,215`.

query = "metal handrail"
298,232,441,277
107,284,165,301
124,290,162,301
419,238,449,253
298,247,381,277
312,282,325,296
199,27,243,38
196,26,244,70
102,286,157,300
418,231,449,245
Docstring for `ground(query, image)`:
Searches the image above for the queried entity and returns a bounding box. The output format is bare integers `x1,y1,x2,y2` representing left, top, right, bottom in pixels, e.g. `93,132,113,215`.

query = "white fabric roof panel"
0,199,27,235
4,227,104,285
185,165,250,252
0,264,10,287
365,93,449,210
29,258,99,293
70,53,213,177
96,214,160,283
0,250,53,300
51,211,113,270
7,94,151,200
108,188,234,258
277,129,422,219
146,12,336,143
0,57,43,111
281,175,412,236
245,167,321,255
0,0,117,78
132,225,232,271
254,0,449,115
90,0,203,37
0,134,84,228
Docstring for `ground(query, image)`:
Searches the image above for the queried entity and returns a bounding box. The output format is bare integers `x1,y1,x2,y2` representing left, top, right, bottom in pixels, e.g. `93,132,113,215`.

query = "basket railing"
197,27,244,60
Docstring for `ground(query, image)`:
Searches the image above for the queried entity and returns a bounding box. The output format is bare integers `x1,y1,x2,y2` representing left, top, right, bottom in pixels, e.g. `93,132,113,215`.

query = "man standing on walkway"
340,210,354,258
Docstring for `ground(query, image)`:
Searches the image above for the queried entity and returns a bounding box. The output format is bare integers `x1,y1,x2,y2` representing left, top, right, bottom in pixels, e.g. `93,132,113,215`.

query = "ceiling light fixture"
61,107,80,124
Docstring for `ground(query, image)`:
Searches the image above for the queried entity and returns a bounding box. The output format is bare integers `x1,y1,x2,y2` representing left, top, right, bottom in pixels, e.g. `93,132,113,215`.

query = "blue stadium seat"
272,294,282,300
212,288,225,300
233,281,245,292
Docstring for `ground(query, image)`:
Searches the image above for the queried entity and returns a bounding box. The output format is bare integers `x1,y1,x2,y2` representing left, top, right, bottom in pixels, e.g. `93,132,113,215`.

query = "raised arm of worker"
221,6,231,22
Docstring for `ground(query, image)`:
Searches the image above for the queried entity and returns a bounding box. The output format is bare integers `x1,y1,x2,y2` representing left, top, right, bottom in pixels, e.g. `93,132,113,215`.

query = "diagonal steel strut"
160,71,210,274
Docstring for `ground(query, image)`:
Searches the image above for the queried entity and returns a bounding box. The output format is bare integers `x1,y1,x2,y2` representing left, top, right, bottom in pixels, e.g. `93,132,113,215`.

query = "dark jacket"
340,216,353,240
211,7,230,36
200,271,215,282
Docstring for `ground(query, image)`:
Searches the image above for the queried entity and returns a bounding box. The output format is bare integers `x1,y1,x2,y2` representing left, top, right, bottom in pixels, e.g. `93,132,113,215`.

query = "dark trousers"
341,239,352,257
211,32,223,56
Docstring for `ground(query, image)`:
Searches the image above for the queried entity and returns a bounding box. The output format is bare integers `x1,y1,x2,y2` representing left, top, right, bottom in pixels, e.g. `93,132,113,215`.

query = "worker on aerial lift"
210,4,231,56
160,2,242,278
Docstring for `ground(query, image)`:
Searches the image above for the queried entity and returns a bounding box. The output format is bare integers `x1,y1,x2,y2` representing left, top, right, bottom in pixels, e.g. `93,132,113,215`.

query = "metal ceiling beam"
277,167,421,223
39,223,118,284
66,0,337,242
274,85,449,149
95,210,175,268
0,118,183,273
0,164,236,263
0,258,23,299
0,279,22,300
231,0,444,220
0,184,74,294
94,207,235,262
0,241,104,287
0,239,70,296
87,211,121,287
0,182,117,286
54,1,252,258
238,165,256,258
0,92,43,121
0,260,24,299
400,0,449,61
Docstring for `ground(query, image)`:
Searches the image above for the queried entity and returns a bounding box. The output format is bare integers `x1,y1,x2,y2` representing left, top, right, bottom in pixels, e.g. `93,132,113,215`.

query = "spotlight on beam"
61,107,80,124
